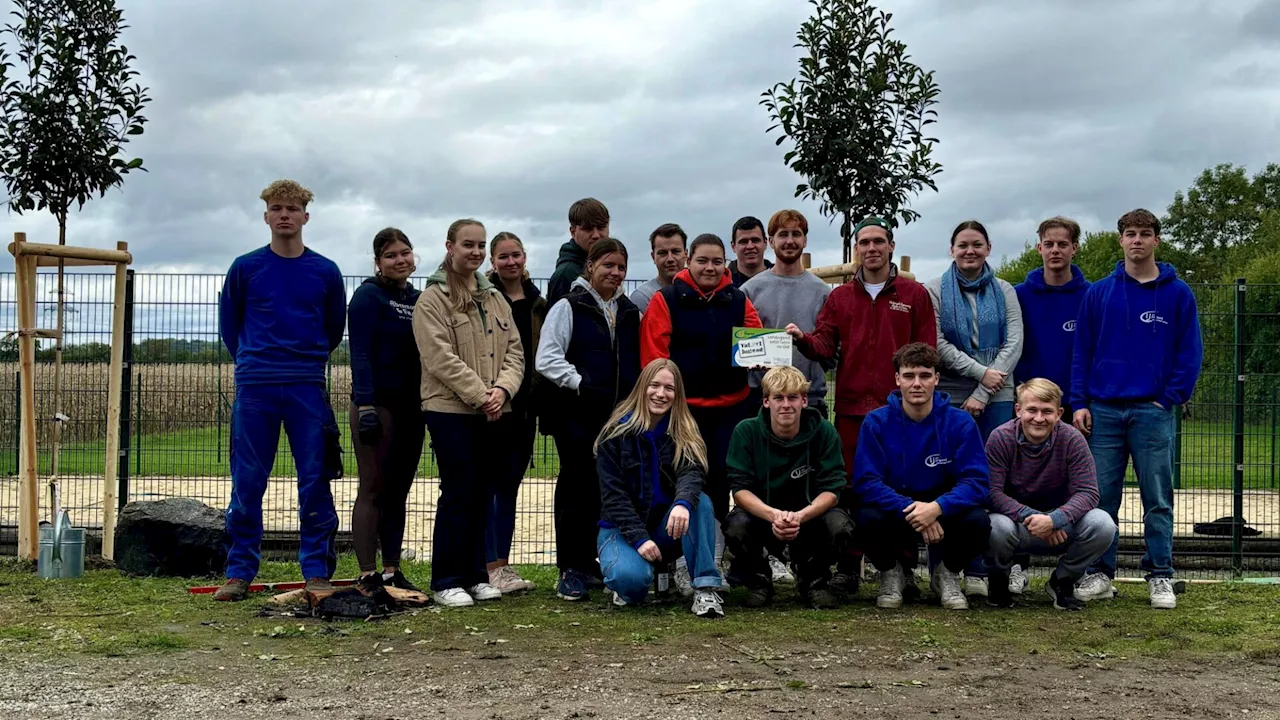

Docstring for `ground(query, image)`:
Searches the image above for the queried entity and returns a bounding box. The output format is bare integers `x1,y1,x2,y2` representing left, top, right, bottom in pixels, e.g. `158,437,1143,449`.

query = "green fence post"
13,371,19,476
1272,385,1278,490
134,370,143,476
216,290,222,464
1231,278,1246,578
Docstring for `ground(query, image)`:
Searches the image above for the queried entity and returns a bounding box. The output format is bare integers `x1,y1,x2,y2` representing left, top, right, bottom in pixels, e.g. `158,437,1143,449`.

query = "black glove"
357,408,382,445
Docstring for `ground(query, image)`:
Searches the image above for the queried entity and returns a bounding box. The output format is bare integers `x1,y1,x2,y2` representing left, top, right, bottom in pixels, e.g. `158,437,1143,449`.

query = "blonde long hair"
441,218,485,313
594,358,707,471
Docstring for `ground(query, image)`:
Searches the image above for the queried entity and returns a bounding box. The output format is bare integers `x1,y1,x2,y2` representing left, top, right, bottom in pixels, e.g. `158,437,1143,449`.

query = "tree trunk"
841,212,853,265
50,214,67,523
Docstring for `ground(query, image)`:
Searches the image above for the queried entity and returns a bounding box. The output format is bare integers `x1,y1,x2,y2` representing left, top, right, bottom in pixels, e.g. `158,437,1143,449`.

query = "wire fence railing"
0,271,1277,577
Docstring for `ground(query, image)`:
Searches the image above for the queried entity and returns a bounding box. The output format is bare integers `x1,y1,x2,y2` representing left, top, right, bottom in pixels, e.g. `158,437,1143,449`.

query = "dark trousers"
486,410,537,563
691,402,752,521
723,506,854,590
552,432,601,575
350,400,425,572
425,411,513,591
854,505,991,574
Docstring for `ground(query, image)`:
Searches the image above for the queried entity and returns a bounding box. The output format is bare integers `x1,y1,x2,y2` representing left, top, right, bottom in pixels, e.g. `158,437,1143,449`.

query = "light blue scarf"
940,262,1006,366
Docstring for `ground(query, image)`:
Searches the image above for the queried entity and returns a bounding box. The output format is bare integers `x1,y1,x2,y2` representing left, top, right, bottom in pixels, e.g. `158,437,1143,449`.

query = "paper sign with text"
731,327,793,368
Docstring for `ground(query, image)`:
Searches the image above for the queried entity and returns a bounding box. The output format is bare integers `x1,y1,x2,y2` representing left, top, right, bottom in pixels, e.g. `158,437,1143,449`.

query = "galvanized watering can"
38,509,85,580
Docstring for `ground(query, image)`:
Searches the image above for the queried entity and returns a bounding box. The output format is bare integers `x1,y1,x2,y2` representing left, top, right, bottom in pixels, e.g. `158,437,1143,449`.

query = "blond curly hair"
260,179,314,207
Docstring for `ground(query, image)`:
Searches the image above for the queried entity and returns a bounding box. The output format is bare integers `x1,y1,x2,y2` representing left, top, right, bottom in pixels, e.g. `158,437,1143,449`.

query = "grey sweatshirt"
741,270,832,406
924,275,1023,406
629,277,666,314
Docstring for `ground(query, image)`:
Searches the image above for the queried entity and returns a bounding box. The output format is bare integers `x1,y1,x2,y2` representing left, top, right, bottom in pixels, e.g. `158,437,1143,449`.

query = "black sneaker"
744,585,774,608
1047,573,1085,611
829,571,860,596
557,569,589,601
357,573,386,593
807,586,840,610
987,569,1014,608
384,570,421,592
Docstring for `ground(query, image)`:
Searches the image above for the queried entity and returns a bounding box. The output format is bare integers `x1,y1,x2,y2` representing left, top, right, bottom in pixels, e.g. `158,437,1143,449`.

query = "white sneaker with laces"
468,583,502,601
1074,572,1117,602
609,589,628,607
691,589,724,618
1009,564,1028,595
1149,577,1176,610
673,560,694,598
932,566,969,610
963,575,988,597
876,565,905,609
434,587,474,607
769,555,795,585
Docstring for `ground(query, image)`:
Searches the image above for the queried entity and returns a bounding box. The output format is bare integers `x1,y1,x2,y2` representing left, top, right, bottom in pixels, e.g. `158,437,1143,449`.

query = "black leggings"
553,431,601,575
350,400,425,573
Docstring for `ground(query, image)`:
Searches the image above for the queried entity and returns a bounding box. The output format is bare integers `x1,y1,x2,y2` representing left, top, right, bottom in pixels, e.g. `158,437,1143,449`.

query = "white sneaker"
876,565,905,609
608,589,628,607
768,555,795,585
1074,572,1117,602
691,589,724,618
1009,564,1028,595
467,583,502,601
488,566,535,594
434,587,474,607
932,566,969,610
673,561,694,598
1149,577,1176,610
963,575,988,597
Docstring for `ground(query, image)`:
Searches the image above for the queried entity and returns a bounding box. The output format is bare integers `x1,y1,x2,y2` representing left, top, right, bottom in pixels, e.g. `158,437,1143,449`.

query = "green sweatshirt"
726,406,846,511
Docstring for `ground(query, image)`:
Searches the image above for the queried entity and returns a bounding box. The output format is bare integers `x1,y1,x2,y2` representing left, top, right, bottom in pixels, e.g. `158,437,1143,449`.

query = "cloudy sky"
3,0,1279,289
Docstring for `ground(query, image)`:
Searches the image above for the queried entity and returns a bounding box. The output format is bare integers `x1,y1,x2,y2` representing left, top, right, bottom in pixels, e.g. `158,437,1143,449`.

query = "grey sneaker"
467,583,502,601
932,565,969,610
876,565,906,609
673,561,694,598
963,575,988,597
1074,572,1117,602
1149,577,1176,610
691,590,724,618
768,555,795,584
1009,564,1029,595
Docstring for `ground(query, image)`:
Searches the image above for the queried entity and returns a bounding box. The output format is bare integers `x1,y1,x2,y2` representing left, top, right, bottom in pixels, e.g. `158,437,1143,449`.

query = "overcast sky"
2,0,1279,287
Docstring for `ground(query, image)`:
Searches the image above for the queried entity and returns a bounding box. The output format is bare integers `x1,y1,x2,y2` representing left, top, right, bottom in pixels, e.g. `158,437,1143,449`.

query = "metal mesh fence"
0,271,1277,576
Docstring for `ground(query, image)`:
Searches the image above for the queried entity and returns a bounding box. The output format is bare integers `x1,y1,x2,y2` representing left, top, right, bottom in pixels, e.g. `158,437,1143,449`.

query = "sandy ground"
2,475,1277,565
1,639,1278,719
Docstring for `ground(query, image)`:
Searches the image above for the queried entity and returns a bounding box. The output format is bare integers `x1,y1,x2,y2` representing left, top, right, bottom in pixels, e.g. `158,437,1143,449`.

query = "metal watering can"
38,509,85,580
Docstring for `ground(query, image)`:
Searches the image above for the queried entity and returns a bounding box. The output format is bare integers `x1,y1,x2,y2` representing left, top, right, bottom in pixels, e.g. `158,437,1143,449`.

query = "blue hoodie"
1014,266,1090,401
1069,261,1204,410
852,390,990,516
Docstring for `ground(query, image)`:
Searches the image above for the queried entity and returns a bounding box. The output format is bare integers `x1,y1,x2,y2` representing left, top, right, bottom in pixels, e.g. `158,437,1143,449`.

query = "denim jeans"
1086,401,1176,579
597,493,723,604
987,509,1116,584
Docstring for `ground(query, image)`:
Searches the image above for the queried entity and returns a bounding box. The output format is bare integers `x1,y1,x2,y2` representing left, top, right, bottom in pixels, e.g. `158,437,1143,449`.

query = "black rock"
114,498,227,577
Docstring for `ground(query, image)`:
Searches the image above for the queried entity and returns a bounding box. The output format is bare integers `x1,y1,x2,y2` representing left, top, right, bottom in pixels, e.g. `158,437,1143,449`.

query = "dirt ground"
1,636,1278,719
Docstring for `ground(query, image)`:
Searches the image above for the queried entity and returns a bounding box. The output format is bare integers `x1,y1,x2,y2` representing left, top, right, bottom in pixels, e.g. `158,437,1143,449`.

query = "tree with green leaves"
0,0,149,483
761,0,941,263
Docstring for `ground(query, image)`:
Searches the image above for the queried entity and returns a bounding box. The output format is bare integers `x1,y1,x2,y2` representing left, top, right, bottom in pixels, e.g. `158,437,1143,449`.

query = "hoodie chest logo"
390,300,415,320
1062,320,1076,332
924,454,951,468
790,465,812,480
1140,311,1167,325
889,300,911,313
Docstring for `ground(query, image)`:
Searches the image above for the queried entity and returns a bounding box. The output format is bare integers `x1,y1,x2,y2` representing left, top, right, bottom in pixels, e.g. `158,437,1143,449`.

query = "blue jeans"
225,383,340,582
1086,401,1176,579
988,509,1116,584
486,412,536,564
596,493,723,604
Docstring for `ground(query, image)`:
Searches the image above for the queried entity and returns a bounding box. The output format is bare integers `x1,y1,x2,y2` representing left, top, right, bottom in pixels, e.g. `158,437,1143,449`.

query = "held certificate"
731,327,793,368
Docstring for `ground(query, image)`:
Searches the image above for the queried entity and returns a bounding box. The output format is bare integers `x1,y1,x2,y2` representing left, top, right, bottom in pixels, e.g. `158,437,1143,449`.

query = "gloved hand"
357,407,382,445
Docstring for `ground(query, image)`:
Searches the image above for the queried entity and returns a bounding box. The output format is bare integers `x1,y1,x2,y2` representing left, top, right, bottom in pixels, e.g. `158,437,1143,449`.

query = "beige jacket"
412,270,525,415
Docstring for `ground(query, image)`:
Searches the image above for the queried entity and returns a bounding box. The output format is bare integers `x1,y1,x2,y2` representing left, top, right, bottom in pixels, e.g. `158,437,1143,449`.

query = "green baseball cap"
854,216,893,240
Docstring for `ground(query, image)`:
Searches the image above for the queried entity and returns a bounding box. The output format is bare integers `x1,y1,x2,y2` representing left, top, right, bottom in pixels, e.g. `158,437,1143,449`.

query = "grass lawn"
1,416,1274,491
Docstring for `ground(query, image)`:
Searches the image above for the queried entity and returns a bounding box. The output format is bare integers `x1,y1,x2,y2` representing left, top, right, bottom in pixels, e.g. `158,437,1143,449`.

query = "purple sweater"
985,419,1098,529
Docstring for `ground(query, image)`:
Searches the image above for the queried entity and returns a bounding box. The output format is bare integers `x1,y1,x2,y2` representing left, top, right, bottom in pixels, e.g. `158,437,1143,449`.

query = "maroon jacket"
795,266,936,417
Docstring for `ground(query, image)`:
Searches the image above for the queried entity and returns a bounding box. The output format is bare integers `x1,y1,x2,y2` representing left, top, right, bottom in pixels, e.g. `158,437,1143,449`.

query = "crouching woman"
594,358,726,618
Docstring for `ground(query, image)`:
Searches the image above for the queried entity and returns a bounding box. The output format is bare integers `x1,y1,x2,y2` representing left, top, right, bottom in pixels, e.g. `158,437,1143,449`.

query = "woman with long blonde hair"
413,218,524,607
594,358,725,618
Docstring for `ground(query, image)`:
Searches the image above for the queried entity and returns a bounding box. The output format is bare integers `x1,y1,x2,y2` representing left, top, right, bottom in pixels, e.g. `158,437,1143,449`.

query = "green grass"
0,416,1272,490
0,556,1278,663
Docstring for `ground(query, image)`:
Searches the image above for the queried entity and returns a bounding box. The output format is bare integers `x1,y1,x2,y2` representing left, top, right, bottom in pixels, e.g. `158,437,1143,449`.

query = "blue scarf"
940,262,1006,366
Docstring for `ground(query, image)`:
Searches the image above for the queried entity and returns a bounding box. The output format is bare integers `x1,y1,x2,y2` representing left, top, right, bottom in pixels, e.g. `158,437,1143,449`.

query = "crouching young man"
724,366,853,609
852,343,991,610
985,378,1115,610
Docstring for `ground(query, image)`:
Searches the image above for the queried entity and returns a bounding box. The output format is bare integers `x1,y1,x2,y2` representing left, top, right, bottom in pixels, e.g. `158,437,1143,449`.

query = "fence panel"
1,271,1276,577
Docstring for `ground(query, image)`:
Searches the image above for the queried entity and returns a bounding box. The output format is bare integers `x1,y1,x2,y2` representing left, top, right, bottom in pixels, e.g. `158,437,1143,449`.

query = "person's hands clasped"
903,501,942,532
981,368,1007,392
666,505,690,540
771,509,800,542
637,540,662,563
1046,529,1068,547
480,387,507,421
961,397,987,418
920,522,944,544
356,406,382,445
1023,513,1056,540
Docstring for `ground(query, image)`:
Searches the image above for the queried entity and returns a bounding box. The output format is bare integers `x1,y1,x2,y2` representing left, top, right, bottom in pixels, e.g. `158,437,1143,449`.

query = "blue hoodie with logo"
852,390,990,515
1069,261,1203,410
1014,266,1090,400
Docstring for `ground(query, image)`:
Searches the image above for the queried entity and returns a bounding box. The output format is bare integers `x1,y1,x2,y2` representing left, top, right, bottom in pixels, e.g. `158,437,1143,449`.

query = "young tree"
762,0,941,263
0,0,149,479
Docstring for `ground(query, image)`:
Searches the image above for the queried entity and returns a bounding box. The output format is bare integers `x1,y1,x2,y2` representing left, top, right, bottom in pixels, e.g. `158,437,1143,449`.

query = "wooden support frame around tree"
810,254,914,282
7,232,132,561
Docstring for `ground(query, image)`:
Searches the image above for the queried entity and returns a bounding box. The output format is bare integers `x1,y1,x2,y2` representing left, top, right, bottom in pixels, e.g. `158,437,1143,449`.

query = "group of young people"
211,179,1204,618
